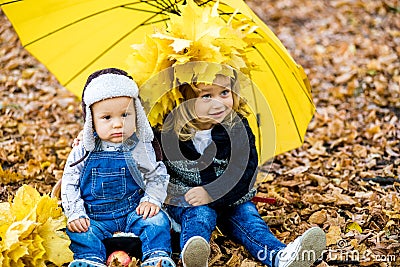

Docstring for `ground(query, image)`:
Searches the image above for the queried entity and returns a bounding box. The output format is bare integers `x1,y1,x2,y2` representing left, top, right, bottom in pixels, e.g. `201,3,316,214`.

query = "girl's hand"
72,130,83,147
67,218,90,233
185,186,212,206
136,201,160,219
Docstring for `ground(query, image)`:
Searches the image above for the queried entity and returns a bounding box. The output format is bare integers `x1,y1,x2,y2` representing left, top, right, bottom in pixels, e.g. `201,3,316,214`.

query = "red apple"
106,250,132,267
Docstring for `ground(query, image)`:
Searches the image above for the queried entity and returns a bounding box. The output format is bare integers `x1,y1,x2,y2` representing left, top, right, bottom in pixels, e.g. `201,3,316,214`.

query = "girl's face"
194,75,233,130
91,96,136,143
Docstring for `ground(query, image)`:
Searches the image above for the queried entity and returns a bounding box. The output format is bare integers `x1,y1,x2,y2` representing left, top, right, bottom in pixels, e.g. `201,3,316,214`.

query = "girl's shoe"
275,227,326,267
68,259,107,267
141,255,176,267
181,236,210,267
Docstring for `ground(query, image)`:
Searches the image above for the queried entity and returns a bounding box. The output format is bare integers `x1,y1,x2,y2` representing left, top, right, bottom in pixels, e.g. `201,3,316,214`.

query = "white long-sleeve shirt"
193,129,212,154
61,139,169,223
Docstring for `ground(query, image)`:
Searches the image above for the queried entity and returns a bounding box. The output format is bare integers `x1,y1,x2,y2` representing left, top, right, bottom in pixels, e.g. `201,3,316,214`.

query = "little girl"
61,68,175,267
154,70,326,267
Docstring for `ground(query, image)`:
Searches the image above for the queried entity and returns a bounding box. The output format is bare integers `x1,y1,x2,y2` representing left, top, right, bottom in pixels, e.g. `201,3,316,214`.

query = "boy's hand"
67,218,90,233
72,130,83,147
185,186,212,206
136,201,160,219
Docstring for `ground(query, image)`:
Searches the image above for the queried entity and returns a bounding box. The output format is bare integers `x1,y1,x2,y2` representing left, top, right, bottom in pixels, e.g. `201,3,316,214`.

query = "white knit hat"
82,72,154,151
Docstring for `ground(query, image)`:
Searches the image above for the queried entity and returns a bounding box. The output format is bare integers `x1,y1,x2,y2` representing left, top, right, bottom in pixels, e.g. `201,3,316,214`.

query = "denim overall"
66,136,172,264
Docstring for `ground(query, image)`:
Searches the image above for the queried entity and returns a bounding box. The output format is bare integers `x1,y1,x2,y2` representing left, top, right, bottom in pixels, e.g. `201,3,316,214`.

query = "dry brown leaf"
309,210,328,225
326,225,342,246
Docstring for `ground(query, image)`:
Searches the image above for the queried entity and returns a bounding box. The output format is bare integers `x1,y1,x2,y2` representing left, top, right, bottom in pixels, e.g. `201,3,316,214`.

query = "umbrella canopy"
1,0,315,162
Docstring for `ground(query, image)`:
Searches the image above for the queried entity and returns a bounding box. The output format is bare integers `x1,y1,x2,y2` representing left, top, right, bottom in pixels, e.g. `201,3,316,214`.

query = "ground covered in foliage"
1,0,399,266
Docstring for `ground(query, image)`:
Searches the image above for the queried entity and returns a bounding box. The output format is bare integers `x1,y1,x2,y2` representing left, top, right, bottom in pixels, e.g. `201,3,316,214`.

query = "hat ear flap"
134,98,154,142
83,106,96,151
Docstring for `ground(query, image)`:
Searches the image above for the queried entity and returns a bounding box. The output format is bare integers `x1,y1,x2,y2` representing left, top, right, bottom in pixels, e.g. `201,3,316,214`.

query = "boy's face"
91,96,136,143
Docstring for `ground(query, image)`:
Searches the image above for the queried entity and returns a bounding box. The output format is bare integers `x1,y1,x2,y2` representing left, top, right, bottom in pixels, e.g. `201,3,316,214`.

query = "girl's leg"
126,210,173,262
217,201,285,267
167,205,217,267
167,205,217,250
66,219,113,264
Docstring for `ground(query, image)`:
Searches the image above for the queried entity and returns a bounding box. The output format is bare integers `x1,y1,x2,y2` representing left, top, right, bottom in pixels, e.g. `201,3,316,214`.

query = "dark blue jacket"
154,116,258,209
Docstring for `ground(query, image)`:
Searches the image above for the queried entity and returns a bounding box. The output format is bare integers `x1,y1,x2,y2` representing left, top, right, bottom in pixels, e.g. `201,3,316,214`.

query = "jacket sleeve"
133,140,170,207
204,118,258,208
61,144,89,223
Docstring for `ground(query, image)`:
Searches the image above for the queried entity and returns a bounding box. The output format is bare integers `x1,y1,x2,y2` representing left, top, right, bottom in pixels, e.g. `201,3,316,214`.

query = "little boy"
61,68,175,267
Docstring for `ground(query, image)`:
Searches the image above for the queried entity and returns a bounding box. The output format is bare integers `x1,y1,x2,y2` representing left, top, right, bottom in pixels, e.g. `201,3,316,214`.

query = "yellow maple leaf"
6,243,28,267
0,202,12,237
0,185,73,267
28,232,46,266
227,54,248,73
127,36,161,86
37,218,73,266
346,222,363,233
10,184,40,221
35,195,63,224
216,28,248,51
128,0,244,87
152,32,192,53
0,165,25,184
167,0,222,42
2,220,36,263
127,0,264,127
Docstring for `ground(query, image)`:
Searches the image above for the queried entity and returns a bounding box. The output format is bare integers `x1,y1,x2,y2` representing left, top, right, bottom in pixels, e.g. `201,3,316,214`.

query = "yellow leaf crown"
126,0,264,126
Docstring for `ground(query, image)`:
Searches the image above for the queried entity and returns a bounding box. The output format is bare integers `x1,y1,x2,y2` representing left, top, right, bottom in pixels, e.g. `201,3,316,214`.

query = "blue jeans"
167,201,285,267
67,209,172,263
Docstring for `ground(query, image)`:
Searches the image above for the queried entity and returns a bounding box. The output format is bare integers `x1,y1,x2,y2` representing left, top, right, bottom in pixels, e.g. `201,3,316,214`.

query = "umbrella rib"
134,0,179,15
254,35,314,107
64,13,163,87
66,0,240,84
0,0,21,6
290,68,314,105
255,44,304,143
248,72,262,155
265,43,314,106
141,0,169,12
258,41,314,107
23,6,122,47
23,2,172,47
196,0,215,7
121,6,169,14
164,0,181,14
140,18,169,26
25,1,184,84
217,4,314,115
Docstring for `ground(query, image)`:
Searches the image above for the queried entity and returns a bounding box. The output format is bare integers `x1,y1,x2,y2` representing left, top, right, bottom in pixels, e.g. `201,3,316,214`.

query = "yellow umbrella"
1,0,314,162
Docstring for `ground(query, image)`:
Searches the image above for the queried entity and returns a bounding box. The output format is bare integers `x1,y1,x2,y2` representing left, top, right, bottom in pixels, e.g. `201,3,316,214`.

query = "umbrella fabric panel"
2,0,315,161
2,0,306,98
2,0,169,96
2,0,143,43
215,0,315,157
238,81,277,162
242,45,314,158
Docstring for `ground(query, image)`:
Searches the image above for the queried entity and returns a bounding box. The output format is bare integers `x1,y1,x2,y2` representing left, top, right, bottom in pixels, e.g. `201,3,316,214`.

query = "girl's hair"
162,74,249,141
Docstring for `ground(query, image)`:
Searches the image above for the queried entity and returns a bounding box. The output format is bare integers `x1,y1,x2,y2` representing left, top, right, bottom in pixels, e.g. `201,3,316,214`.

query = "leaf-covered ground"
1,0,399,266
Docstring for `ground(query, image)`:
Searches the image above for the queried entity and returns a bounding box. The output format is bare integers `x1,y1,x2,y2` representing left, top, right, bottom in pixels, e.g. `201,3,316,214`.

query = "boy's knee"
143,211,170,227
